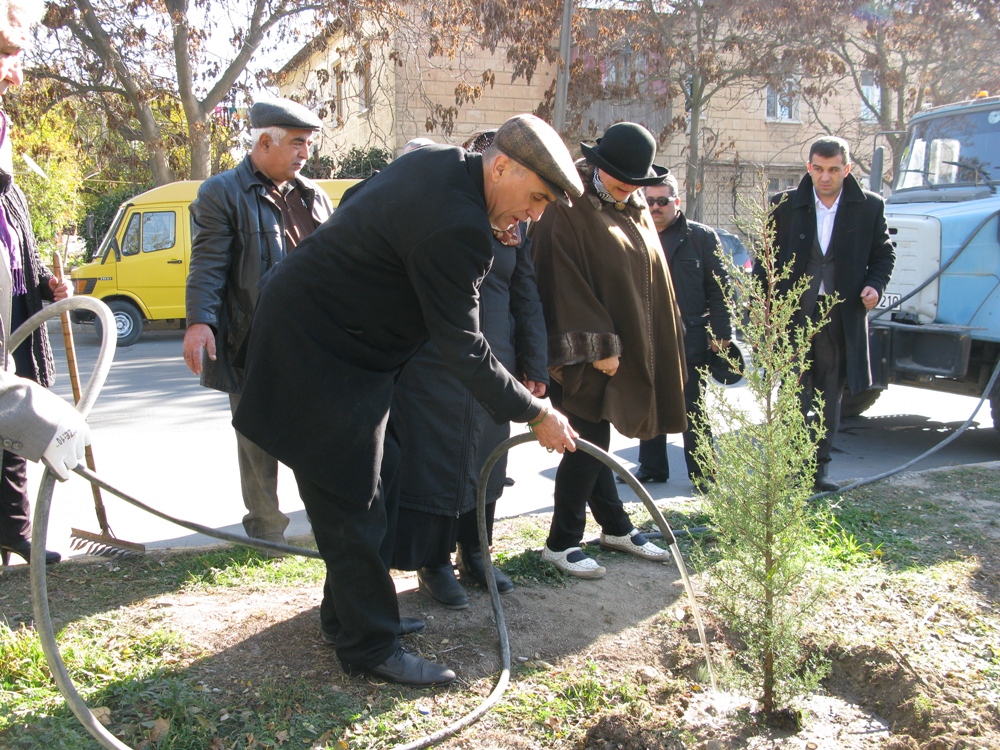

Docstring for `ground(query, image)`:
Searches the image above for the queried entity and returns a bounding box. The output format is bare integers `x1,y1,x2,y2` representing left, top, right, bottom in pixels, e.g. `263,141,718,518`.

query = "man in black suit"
764,136,894,492
620,174,731,487
233,115,581,687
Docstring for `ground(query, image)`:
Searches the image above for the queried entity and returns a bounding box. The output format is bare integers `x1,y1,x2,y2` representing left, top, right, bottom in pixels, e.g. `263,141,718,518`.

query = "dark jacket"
529,163,688,439
393,230,548,517
186,155,333,393
1,171,56,387
764,172,895,394
660,211,732,366
232,145,544,505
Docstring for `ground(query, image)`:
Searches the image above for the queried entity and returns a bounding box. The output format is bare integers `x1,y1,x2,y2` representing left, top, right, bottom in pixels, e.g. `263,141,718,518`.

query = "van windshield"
895,107,1000,191
95,205,127,262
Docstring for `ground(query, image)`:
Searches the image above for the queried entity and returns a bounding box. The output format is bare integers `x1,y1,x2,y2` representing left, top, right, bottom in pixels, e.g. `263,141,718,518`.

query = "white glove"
41,411,91,481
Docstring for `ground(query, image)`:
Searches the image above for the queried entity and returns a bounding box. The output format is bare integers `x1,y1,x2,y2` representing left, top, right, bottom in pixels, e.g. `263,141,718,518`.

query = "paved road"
15,321,998,564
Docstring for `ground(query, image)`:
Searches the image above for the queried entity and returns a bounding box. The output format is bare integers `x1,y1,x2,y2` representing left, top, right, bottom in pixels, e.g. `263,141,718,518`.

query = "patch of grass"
0,613,207,748
821,477,990,569
179,547,326,590
809,510,882,568
492,548,566,585
493,661,648,743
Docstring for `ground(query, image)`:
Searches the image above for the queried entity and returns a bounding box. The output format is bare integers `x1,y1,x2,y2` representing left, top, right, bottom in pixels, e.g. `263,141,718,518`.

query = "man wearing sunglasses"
619,174,731,487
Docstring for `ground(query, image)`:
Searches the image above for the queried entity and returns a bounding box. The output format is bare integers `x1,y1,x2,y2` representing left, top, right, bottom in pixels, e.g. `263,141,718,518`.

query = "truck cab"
856,95,1000,426
71,178,358,345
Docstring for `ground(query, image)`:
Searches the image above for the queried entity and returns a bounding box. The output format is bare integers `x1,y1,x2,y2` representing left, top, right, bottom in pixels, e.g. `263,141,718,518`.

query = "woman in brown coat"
529,122,687,578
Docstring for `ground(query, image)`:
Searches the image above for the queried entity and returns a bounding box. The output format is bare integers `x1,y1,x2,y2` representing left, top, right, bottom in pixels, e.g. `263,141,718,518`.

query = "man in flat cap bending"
233,114,582,687
183,99,333,547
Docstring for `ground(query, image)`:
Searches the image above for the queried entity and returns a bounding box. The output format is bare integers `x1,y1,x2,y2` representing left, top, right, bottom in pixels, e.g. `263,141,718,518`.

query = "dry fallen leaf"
149,718,170,743
91,707,112,726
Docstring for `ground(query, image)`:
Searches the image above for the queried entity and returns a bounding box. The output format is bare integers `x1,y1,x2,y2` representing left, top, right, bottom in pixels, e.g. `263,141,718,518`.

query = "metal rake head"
69,529,145,559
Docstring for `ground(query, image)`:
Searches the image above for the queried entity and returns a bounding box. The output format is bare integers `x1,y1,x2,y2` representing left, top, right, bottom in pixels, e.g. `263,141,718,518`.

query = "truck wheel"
95,300,144,347
841,388,883,418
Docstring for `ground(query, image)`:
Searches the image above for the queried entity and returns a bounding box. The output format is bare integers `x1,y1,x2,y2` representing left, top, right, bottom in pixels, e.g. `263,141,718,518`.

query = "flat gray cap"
250,99,322,131
494,114,583,204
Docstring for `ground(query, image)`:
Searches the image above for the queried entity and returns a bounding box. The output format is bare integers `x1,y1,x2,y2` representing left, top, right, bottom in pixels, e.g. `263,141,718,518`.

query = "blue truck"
847,94,1000,426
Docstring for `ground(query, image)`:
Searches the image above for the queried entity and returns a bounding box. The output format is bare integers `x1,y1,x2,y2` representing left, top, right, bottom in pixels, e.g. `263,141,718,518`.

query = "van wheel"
841,387,883,418
95,300,144,347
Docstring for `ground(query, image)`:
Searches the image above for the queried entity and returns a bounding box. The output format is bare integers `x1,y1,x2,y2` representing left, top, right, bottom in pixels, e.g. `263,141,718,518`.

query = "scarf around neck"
0,112,24,296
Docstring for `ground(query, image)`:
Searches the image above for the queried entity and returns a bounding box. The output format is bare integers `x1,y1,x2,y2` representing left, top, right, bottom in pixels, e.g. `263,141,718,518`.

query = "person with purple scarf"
0,0,73,567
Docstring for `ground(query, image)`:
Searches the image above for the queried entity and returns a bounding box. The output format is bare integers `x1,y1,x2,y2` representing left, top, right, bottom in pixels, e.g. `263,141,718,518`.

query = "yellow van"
70,178,358,345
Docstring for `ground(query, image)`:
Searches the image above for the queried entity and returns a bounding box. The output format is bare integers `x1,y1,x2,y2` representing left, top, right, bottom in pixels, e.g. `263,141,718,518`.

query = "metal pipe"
553,0,574,133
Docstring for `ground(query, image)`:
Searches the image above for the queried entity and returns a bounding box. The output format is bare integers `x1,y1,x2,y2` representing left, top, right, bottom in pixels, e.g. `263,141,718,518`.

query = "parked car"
712,227,754,338
715,228,753,272
71,179,358,345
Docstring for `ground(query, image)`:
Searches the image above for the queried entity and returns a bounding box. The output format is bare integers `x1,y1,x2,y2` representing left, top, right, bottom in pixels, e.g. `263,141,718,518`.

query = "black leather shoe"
813,467,839,493
399,616,425,635
616,468,668,484
417,565,469,609
1,540,61,566
361,646,456,687
456,544,513,594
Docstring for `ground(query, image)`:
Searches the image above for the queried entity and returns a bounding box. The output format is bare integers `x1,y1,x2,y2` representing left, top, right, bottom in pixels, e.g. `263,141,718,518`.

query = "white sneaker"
600,529,669,561
541,546,606,579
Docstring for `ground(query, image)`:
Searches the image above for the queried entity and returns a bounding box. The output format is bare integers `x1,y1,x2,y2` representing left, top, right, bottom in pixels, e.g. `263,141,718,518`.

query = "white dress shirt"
814,188,841,294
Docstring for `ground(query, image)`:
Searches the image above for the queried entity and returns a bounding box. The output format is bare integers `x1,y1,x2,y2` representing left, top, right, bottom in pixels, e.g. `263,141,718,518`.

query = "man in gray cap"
183,98,333,546
232,113,581,687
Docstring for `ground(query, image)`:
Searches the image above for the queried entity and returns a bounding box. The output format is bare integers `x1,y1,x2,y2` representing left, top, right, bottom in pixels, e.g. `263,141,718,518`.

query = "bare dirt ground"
141,465,1000,749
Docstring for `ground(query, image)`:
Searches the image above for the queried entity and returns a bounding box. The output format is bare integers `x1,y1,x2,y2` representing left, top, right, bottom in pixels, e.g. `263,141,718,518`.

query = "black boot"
417,565,469,609
1,540,61,566
813,464,839,493
456,544,513,594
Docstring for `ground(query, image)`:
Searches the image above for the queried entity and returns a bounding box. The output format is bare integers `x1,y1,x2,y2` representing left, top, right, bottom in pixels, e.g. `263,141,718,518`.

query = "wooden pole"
53,249,111,535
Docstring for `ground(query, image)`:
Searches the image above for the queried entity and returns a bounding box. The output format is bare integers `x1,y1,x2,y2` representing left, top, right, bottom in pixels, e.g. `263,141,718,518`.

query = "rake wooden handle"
53,251,110,534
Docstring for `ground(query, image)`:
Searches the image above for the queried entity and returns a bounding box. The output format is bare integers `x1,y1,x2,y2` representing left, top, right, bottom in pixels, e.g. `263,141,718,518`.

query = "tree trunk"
188,113,212,180
134,101,175,186
687,98,703,223
150,146,175,187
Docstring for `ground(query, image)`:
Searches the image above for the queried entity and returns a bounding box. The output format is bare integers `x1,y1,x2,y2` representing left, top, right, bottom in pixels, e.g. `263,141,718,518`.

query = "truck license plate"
877,292,901,310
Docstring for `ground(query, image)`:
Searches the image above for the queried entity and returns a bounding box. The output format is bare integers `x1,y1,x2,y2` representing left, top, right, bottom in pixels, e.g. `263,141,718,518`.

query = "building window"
334,62,344,127
768,176,797,198
860,71,881,122
602,47,648,91
766,80,799,122
357,49,372,112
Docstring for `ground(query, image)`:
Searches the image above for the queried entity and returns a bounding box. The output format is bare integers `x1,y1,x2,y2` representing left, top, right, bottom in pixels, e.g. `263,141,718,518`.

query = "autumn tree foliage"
33,0,346,184
810,0,1000,183
532,0,846,219
29,0,567,185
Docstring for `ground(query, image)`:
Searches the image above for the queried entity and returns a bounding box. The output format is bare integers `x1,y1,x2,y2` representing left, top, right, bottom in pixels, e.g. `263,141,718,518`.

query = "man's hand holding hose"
526,401,578,454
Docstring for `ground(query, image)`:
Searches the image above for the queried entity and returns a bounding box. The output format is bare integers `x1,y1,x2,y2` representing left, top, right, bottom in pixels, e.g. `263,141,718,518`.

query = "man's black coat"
660,211,732,365
232,145,541,505
765,172,895,394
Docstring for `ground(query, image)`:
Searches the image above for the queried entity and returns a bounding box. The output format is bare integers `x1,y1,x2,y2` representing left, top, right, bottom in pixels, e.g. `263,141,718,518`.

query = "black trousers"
2,295,37,548
801,305,847,468
637,357,709,480
0,451,30,547
392,501,497,570
546,383,634,552
295,471,401,669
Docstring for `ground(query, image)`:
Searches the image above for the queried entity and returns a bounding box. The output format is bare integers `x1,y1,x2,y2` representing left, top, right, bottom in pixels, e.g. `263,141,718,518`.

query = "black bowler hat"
580,122,668,187
708,341,747,386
